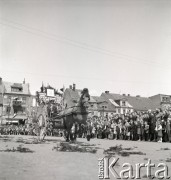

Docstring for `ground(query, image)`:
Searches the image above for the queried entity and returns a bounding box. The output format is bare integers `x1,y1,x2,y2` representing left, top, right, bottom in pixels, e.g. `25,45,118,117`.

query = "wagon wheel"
32,122,40,136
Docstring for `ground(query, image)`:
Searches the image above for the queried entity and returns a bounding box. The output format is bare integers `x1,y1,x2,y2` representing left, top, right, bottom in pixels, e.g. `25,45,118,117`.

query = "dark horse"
58,88,90,142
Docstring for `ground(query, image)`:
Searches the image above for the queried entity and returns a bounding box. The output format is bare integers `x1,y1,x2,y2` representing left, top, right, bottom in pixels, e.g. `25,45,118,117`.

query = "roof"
93,95,117,112
101,93,158,111
89,96,96,103
101,93,123,101
125,96,158,111
64,88,96,106
150,94,171,98
92,96,107,103
3,81,31,95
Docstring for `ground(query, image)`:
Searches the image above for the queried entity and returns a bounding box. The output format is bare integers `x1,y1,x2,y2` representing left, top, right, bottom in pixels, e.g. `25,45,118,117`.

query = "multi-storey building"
92,96,117,117
0,77,32,124
101,91,134,114
149,94,171,110
100,91,159,113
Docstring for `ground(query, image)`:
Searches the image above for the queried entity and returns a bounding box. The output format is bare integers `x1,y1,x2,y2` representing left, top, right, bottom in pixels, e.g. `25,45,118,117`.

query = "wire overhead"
0,18,169,69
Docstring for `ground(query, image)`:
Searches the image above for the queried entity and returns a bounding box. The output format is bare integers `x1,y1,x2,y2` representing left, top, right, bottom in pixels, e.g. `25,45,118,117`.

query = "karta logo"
98,157,170,179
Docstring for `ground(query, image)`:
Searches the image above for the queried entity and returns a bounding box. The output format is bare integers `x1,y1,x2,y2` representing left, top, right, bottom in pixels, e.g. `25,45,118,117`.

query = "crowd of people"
0,123,62,137
1,108,171,143
0,124,34,136
84,109,171,143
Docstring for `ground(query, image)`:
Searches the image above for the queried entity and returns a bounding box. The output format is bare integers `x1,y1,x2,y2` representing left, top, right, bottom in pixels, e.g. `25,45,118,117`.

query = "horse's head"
80,88,90,108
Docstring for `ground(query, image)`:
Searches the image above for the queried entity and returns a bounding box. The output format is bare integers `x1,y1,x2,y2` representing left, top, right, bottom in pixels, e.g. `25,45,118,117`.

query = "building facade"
101,91,134,114
0,77,32,123
149,94,171,110
92,96,116,117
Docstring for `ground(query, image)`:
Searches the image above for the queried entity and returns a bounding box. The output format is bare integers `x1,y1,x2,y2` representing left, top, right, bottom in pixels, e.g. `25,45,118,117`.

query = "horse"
58,88,90,142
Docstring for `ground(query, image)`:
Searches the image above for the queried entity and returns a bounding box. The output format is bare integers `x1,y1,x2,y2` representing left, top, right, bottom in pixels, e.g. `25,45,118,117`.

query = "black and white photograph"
0,0,171,179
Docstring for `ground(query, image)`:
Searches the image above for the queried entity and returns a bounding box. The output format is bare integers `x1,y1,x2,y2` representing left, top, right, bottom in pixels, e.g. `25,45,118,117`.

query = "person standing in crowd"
108,127,114,140
133,120,138,141
118,119,123,140
137,118,142,141
86,122,92,141
166,113,171,142
140,118,144,141
125,120,130,140
113,121,117,140
129,120,134,141
162,110,168,142
144,121,149,141
91,125,96,138
70,123,76,141
155,121,163,142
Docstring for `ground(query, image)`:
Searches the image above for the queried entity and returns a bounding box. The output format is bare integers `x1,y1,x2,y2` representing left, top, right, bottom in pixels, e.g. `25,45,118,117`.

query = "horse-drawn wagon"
34,84,90,142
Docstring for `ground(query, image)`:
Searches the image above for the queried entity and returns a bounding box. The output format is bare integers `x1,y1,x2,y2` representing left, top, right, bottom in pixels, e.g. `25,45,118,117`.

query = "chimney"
69,85,72,89
0,77,2,85
128,94,130,96
105,91,109,94
123,94,126,96
73,83,76,91
136,95,140,98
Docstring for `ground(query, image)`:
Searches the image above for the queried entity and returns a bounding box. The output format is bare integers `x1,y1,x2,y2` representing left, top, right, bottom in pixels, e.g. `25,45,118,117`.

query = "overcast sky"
1,0,171,97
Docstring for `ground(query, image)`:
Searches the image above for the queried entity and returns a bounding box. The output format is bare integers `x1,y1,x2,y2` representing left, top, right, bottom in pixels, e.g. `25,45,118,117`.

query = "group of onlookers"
84,109,171,143
0,124,33,136
1,108,171,143
0,123,62,137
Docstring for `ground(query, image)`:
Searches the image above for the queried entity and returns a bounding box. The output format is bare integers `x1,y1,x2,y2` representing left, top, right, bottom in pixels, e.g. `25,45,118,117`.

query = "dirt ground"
0,135,171,180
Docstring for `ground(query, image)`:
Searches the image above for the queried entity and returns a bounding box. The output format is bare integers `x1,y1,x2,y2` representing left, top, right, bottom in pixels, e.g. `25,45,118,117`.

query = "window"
11,87,23,92
162,97,166,102
162,97,170,102
122,101,126,106
123,109,126,114
22,97,26,104
6,106,11,114
166,97,170,102
118,109,121,113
